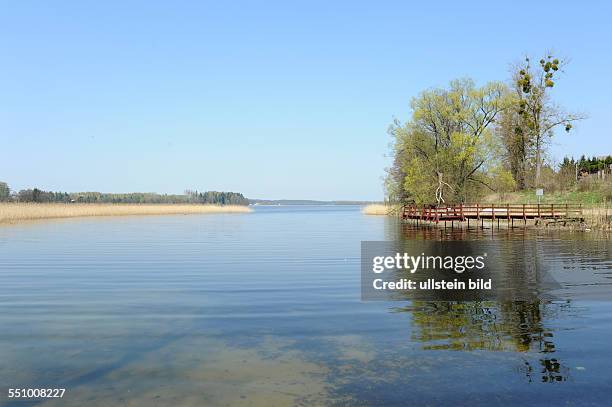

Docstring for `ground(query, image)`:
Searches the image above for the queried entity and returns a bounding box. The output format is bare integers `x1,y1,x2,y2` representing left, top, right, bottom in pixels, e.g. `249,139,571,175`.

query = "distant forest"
0,183,249,205
574,155,612,174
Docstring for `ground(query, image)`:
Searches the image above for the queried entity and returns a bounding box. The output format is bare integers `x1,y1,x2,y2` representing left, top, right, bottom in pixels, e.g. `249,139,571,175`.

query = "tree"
557,157,577,187
0,182,9,201
513,54,584,187
384,153,409,204
497,98,533,189
489,165,517,201
387,78,512,204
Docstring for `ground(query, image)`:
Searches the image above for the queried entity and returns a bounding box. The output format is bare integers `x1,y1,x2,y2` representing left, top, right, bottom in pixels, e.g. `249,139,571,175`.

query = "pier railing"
402,203,583,223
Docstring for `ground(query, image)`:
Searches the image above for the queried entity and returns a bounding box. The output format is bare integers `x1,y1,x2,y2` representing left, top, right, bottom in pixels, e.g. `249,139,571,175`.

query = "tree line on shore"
385,53,609,205
574,156,612,174
0,183,249,206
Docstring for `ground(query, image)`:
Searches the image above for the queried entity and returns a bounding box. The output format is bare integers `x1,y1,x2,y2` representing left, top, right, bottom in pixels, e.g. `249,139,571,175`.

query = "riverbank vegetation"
0,203,251,224
362,204,395,215
0,184,252,224
385,53,608,207
0,184,249,206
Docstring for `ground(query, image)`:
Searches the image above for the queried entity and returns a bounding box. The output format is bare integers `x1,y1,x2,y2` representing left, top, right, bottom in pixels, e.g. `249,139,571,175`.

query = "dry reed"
582,206,612,230
0,203,251,224
361,204,394,215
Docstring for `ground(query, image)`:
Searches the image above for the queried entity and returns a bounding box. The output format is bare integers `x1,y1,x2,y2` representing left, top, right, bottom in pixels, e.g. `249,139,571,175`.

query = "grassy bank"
483,190,612,229
484,190,611,206
0,203,251,224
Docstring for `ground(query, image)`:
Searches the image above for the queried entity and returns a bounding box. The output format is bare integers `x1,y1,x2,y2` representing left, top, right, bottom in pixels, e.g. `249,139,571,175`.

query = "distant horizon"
0,183,383,203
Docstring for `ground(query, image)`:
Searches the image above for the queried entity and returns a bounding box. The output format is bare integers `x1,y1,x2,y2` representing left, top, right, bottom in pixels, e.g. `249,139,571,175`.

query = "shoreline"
0,203,251,225
363,204,611,230
361,204,398,215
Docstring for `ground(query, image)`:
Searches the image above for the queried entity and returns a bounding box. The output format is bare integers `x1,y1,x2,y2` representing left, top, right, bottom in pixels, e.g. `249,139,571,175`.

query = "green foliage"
386,52,587,203
12,188,249,205
490,166,516,193
68,191,190,204
402,157,436,203
185,190,249,205
17,189,71,203
506,187,612,206
386,78,513,204
577,155,612,173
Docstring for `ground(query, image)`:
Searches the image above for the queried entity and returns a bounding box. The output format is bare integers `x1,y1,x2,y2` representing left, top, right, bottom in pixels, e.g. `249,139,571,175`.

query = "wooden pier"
402,203,583,227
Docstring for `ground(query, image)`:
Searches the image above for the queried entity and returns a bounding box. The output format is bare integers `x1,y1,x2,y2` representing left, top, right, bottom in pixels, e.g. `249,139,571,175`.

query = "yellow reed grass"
0,203,251,224
361,204,394,215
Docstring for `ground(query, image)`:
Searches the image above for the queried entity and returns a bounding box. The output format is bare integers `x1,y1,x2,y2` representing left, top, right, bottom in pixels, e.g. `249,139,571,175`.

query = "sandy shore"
0,203,251,224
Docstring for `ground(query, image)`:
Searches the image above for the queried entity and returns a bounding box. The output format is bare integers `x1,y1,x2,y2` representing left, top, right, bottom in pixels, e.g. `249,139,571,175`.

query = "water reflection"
383,222,611,385
393,300,570,383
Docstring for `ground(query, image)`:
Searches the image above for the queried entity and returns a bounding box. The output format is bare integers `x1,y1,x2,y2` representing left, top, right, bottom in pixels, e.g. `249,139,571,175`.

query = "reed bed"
582,206,612,230
361,204,395,215
0,203,251,224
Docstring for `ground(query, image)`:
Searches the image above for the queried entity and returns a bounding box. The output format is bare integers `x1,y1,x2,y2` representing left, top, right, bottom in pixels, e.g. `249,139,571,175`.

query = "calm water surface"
1,206,611,406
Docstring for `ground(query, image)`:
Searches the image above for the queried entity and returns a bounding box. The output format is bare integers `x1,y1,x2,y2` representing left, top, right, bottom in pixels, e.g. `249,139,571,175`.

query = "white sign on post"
536,188,543,204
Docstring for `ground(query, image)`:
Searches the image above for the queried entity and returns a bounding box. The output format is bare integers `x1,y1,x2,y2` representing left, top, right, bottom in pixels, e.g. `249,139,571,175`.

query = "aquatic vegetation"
0,203,251,224
361,204,394,215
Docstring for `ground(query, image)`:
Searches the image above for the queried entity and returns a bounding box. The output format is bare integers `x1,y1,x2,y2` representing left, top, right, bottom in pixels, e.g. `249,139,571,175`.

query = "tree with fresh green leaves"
387,78,514,204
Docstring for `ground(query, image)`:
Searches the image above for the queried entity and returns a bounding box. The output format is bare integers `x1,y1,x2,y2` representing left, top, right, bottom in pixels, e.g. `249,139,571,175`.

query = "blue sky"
1,1,611,200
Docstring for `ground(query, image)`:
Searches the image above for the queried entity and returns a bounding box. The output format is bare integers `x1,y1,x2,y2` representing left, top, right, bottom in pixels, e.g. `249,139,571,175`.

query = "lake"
1,205,611,406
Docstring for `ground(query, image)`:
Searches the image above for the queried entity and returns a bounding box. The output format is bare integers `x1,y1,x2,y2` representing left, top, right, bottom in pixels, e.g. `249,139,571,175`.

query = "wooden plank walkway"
402,203,583,226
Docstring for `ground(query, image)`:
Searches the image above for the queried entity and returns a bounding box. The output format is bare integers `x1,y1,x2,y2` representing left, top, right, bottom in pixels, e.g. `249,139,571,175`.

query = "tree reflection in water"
386,221,578,383
393,300,571,383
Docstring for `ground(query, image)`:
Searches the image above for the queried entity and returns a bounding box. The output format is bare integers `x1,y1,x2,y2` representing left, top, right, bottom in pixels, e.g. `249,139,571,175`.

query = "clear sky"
1,1,611,200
